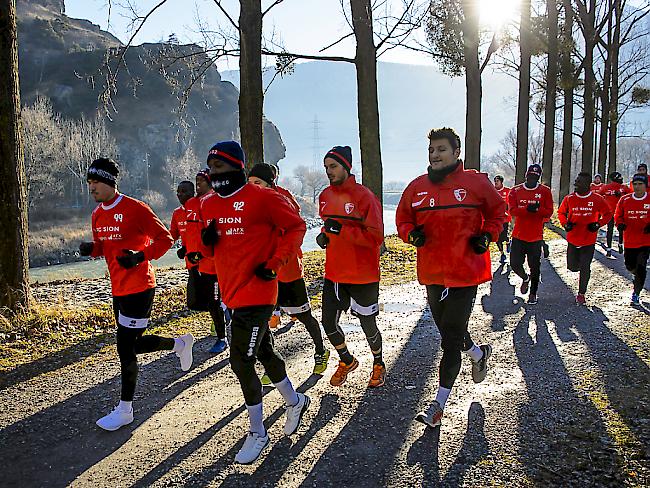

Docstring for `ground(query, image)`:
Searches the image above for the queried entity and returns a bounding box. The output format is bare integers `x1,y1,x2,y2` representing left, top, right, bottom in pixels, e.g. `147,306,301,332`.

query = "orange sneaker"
368,363,386,388
329,357,359,386
268,314,281,329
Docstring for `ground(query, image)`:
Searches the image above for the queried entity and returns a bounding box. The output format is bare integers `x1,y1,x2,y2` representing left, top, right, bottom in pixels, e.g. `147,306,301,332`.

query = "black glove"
316,232,329,249
408,225,426,247
614,190,621,197
564,222,575,232
526,202,540,213
176,246,186,260
116,249,145,269
587,222,600,232
201,220,218,246
254,263,277,281
186,251,203,264
617,223,627,232
79,241,94,257
644,223,650,234
469,232,491,254
324,218,342,235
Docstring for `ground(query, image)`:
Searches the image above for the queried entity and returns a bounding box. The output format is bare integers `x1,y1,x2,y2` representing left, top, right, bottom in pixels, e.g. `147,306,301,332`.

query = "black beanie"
207,140,245,170
87,158,119,187
632,174,648,186
324,146,353,173
248,163,276,186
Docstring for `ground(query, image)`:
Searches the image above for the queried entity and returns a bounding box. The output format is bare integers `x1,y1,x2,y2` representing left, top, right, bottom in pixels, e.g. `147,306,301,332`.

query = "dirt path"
1,240,648,487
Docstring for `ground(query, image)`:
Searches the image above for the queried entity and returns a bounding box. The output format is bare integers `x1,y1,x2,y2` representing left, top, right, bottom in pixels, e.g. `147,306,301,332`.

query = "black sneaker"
520,278,530,295
528,293,538,304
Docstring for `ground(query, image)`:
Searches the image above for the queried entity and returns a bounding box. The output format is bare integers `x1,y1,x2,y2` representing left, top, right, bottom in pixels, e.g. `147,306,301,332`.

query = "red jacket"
90,193,173,296
396,164,505,287
170,205,193,269
508,183,554,242
274,185,304,283
496,186,511,222
590,182,604,192
614,192,650,249
184,194,217,274
200,184,306,308
558,192,612,247
319,175,383,284
598,181,630,213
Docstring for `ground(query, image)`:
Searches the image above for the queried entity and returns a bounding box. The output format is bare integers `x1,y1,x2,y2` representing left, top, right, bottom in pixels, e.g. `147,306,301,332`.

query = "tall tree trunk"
579,0,597,174
516,0,532,184
597,2,611,179
542,0,559,187
608,0,621,174
462,0,481,169
239,0,263,169
559,0,574,201
0,0,29,312
351,0,383,203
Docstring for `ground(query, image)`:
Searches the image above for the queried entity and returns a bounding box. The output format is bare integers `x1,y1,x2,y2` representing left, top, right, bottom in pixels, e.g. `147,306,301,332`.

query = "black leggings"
606,218,623,249
321,279,382,356
426,285,477,389
624,247,649,295
293,311,325,354
567,243,595,294
116,326,174,401
510,238,542,294
229,305,287,405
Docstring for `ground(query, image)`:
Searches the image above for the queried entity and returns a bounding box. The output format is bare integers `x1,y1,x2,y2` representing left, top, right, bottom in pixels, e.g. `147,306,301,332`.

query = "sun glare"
479,0,520,30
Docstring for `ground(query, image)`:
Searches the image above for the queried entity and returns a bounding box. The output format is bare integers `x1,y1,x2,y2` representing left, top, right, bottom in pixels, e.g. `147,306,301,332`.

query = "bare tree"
0,0,29,312
164,146,197,191
515,0,532,184
542,0,559,187
293,164,329,203
559,0,576,201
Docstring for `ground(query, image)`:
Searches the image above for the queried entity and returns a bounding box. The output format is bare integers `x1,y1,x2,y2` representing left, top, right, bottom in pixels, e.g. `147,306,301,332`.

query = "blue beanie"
207,141,245,170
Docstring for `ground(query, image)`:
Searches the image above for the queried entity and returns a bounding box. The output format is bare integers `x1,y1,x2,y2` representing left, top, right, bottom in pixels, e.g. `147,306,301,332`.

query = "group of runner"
80,126,648,465
493,161,649,306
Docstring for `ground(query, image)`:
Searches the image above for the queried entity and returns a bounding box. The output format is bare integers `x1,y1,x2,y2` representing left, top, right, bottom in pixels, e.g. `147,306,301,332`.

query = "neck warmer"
211,170,246,196
427,160,461,184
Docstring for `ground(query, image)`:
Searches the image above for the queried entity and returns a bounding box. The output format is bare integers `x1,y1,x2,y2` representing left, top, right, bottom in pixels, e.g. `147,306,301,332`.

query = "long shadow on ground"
481,262,524,332
513,260,646,486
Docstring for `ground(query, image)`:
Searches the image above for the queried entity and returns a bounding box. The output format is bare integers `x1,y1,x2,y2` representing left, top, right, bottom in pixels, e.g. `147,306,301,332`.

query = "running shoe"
500,253,507,264
176,333,194,371
415,400,443,428
606,249,612,258
261,374,272,386
268,314,281,329
631,293,640,305
471,344,492,384
313,350,330,375
520,278,530,295
235,432,269,464
368,363,386,388
284,392,310,435
528,293,538,305
96,405,133,431
576,293,586,305
330,357,359,386
209,338,228,354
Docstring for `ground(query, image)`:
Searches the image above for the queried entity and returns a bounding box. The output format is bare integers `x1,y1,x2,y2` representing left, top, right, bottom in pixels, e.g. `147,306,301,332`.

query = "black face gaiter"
427,159,461,184
211,170,246,196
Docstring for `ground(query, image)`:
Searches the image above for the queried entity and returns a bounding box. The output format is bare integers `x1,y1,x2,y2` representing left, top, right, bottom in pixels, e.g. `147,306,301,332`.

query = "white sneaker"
234,431,270,464
284,392,310,435
471,344,492,384
96,405,134,431
176,333,194,371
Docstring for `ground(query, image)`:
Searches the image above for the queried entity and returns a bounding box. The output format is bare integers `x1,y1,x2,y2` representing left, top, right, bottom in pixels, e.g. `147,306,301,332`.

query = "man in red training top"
629,163,648,191
183,169,229,354
317,145,386,389
615,174,650,305
79,158,193,432
247,163,330,382
598,171,629,257
396,127,505,429
591,174,603,192
558,172,612,305
507,164,554,304
493,174,511,264
199,141,308,465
